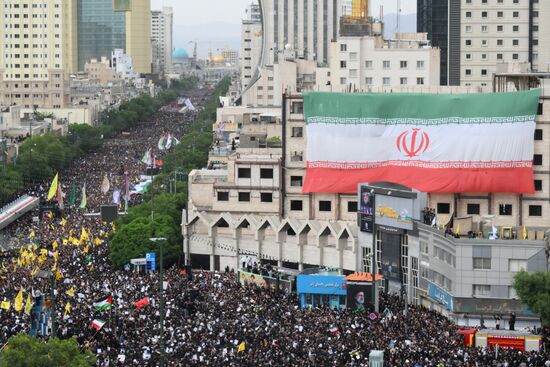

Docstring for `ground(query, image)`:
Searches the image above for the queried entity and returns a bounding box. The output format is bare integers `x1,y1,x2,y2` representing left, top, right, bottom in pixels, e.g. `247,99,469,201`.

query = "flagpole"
124,171,129,214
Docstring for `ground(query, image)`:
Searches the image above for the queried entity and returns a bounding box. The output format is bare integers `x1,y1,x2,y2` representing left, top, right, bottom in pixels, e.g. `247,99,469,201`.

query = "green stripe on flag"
304,89,540,123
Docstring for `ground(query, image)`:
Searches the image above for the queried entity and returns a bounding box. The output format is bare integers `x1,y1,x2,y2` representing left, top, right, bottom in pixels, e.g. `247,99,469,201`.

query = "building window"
481,40,487,47
465,69,472,76
292,127,303,137
238,192,251,202
416,60,424,69
482,54,487,60
291,101,303,114
340,44,347,51
513,11,519,17
260,193,273,202
466,40,472,46
340,60,347,69
466,54,472,60
365,77,373,85
466,11,472,17
347,201,358,212
481,25,488,32
467,203,480,215
508,259,527,272
513,40,519,46
534,180,543,191
340,77,347,85
400,60,408,69
473,257,491,270
290,200,303,211
416,77,424,85
217,191,229,201
538,103,543,115
497,39,503,46
319,200,332,212
534,154,543,166
238,168,251,178
497,53,503,60
260,168,273,179
499,204,513,216
383,60,390,69
383,77,390,86
473,284,491,297
529,205,542,216
290,176,303,187
481,69,488,76
481,11,487,18
535,129,543,140
365,60,373,69
513,25,519,32
437,203,450,214
497,11,503,17
400,77,407,85
497,25,503,32
349,52,357,60
512,53,519,60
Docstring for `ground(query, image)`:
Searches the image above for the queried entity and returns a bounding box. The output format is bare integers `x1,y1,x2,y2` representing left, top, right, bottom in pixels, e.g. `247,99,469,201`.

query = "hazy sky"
151,0,416,26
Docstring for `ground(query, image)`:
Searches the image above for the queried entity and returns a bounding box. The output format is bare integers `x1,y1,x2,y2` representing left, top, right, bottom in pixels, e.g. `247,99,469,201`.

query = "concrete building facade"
84,57,119,85
124,0,152,74
418,0,550,88
0,0,77,108
151,6,173,75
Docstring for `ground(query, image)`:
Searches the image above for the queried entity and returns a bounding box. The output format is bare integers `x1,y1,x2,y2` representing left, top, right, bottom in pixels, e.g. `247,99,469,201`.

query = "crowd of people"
0,85,549,366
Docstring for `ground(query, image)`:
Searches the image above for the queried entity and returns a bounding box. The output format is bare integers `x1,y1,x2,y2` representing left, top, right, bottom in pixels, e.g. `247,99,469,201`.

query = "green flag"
69,184,77,207
79,183,87,209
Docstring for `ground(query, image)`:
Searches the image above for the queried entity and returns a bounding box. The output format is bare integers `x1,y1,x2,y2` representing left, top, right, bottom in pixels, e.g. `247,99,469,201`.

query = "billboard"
303,90,539,194
238,271,293,293
428,282,454,311
346,283,374,313
374,195,414,230
359,186,374,233
296,275,347,295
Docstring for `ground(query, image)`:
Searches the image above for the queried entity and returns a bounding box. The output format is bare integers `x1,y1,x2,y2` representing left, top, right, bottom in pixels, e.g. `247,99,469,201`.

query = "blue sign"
297,275,347,295
428,282,454,311
146,252,156,271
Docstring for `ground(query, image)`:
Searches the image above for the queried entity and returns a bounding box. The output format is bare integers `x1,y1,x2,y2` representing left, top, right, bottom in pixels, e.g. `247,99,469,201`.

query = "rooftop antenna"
397,0,401,47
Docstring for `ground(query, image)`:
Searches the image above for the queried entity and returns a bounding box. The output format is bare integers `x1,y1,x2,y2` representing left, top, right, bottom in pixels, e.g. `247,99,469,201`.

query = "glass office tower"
77,0,126,70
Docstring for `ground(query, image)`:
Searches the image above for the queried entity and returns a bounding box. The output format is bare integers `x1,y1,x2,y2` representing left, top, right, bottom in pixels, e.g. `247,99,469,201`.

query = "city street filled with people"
0,88,549,366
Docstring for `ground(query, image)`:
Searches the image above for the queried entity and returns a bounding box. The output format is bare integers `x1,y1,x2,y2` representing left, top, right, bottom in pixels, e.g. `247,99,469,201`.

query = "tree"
0,334,95,367
513,271,550,326
69,124,103,153
109,215,181,268
0,167,24,203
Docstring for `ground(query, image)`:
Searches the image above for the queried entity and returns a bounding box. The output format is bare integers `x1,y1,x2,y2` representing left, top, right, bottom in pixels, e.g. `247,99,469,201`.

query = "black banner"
359,186,375,233
380,232,401,283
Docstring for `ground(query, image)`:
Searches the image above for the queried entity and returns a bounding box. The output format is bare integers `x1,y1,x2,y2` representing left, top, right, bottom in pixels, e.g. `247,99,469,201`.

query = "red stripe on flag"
303,166,534,194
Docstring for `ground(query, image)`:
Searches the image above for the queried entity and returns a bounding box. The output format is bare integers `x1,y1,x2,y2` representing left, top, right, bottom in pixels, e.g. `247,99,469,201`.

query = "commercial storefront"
297,275,347,309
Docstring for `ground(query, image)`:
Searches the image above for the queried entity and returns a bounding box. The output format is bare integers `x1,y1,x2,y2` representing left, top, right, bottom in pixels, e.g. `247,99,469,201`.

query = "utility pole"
150,237,167,367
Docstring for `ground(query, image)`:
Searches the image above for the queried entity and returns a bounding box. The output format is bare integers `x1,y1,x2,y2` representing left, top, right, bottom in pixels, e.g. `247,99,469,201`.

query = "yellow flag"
52,241,59,250
51,262,57,272
31,267,39,276
456,224,461,235
1,301,10,310
47,212,53,219
55,270,63,281
237,342,245,353
62,239,69,245
53,251,58,262
523,225,527,240
83,245,89,254
61,218,67,227
64,302,71,316
47,173,59,201
24,294,32,315
67,287,75,297
14,289,23,312
80,227,89,243
94,238,102,246
29,230,35,238
89,263,95,272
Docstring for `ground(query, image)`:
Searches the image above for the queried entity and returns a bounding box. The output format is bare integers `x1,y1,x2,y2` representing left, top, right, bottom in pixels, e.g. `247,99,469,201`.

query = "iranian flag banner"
303,89,540,193
90,319,106,330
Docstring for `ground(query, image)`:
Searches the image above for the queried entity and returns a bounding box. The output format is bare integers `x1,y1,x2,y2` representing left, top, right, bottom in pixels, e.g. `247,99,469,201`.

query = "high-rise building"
0,0,77,108
418,0,550,88
241,5,263,91
124,0,152,74
151,7,173,75
246,2,262,22
260,0,343,65
77,0,126,71
78,0,151,74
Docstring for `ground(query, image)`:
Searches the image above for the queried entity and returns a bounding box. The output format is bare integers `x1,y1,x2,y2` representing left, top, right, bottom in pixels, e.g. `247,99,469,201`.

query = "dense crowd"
1,86,550,366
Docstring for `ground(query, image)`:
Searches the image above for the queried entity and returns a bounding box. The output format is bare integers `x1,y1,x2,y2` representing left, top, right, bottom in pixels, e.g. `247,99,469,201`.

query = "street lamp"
150,237,167,367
